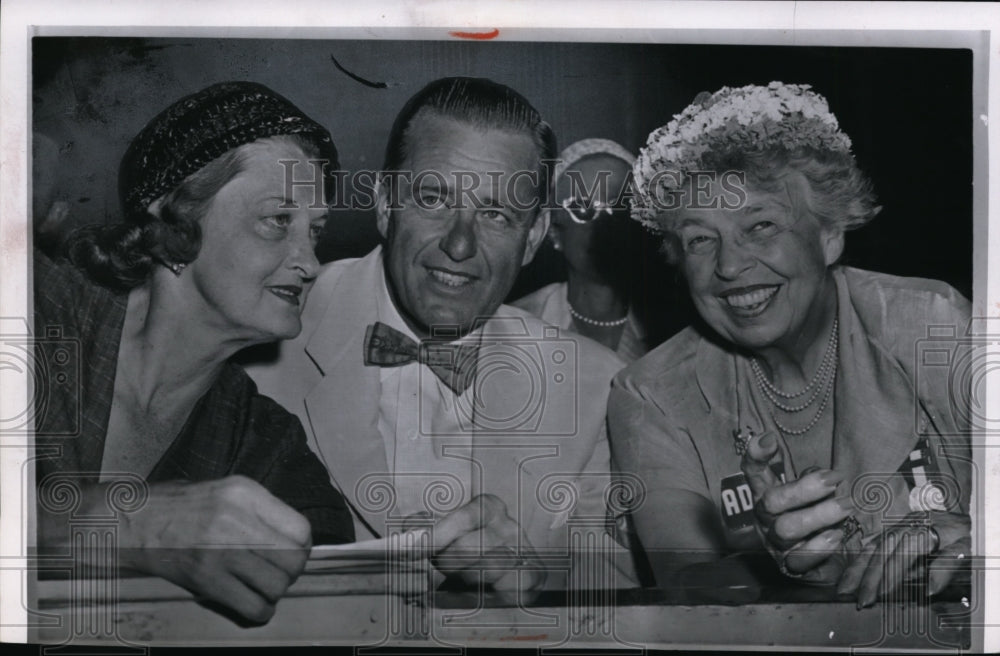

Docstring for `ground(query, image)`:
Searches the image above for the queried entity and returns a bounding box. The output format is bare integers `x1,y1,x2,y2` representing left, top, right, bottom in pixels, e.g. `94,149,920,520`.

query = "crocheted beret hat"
119,81,338,220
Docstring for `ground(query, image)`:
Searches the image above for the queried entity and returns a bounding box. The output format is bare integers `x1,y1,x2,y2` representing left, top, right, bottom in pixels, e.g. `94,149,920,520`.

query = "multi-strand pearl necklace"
750,317,839,436
569,304,629,328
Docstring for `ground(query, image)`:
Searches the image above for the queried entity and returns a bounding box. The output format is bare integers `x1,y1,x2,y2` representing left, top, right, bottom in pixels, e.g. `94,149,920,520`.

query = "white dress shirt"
374,266,479,521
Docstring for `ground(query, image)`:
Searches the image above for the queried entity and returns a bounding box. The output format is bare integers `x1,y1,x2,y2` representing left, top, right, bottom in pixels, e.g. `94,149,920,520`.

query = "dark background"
32,39,973,337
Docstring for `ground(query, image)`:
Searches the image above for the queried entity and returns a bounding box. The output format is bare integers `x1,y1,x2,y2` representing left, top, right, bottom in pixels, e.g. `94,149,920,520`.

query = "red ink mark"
449,28,500,40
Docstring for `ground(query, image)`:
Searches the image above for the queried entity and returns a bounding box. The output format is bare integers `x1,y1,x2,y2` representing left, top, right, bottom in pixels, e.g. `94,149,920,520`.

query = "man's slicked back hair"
382,76,557,209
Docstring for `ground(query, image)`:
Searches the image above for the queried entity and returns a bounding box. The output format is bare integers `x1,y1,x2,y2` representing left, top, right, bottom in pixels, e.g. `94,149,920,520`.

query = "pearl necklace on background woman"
568,304,629,328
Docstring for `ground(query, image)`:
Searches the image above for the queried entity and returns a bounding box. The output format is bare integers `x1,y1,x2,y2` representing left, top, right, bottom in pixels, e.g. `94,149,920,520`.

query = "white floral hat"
631,82,853,232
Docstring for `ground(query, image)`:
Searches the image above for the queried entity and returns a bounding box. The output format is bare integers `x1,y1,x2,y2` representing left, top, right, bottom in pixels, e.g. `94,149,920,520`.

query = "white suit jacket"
246,247,627,576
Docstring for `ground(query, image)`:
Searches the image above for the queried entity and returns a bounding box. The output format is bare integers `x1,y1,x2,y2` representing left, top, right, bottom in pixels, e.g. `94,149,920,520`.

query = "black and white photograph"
1,1,997,652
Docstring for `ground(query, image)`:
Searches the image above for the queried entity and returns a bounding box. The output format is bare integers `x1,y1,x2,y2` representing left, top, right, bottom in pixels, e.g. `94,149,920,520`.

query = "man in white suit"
247,77,631,593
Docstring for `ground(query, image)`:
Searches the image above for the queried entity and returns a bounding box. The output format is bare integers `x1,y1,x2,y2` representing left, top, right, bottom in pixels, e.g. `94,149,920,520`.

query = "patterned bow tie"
363,321,479,395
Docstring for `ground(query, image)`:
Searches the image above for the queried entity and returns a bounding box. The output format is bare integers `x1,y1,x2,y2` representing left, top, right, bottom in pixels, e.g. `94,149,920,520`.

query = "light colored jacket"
246,247,630,584
609,266,972,555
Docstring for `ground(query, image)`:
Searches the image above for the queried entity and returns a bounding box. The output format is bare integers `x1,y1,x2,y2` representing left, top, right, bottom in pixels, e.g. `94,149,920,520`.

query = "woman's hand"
837,511,971,608
116,476,312,623
428,494,546,600
742,432,854,585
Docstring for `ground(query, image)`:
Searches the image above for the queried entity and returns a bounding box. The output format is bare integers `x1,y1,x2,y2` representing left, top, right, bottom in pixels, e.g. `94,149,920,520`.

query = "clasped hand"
412,493,545,598
837,509,970,607
116,476,312,624
742,433,971,604
741,432,854,585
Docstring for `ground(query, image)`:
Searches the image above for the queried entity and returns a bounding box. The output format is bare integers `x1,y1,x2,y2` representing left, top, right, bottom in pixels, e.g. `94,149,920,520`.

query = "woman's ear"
822,226,845,266
146,195,166,220
548,221,563,252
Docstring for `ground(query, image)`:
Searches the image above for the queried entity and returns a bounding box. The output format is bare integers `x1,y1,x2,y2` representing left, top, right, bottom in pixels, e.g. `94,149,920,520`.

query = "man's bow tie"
363,321,478,395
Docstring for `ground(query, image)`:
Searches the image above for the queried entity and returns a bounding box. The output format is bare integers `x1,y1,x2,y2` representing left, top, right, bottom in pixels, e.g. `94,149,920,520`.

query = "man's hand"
116,476,312,623
428,493,545,597
837,510,970,608
742,432,853,585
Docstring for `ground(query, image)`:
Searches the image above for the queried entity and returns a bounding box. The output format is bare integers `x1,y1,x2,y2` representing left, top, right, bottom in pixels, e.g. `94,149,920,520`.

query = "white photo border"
2,0,998,651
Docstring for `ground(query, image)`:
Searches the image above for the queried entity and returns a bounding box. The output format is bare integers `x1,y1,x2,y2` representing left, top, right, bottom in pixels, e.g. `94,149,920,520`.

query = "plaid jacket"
33,250,353,545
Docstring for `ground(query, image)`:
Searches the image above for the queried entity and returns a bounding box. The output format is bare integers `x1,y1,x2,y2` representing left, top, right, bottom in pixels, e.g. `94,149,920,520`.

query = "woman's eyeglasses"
559,196,628,224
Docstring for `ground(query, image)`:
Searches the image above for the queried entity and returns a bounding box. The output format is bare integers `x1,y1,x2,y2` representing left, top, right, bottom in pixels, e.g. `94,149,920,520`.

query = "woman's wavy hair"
67,134,324,291
658,146,881,265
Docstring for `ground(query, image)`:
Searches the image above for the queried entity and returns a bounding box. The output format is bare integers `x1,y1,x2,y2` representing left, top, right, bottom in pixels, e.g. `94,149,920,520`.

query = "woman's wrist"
928,524,942,554
37,479,157,573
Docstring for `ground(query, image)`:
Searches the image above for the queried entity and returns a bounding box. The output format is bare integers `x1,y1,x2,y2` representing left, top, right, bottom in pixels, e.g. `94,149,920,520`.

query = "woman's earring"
167,262,186,276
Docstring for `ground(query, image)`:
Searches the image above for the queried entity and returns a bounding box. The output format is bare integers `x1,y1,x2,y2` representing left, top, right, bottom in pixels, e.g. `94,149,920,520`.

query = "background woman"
35,81,353,623
608,83,971,605
513,138,654,361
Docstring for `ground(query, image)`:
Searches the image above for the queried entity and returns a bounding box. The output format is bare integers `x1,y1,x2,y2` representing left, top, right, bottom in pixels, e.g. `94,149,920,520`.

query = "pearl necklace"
751,317,839,436
569,304,628,328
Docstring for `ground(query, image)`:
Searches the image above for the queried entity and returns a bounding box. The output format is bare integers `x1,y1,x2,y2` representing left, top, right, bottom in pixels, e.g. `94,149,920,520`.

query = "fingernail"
825,530,843,544
820,470,847,487
836,496,854,511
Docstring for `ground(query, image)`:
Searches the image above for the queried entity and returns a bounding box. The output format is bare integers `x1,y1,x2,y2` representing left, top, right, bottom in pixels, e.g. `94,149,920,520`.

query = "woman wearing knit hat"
34,81,353,623
607,83,971,607
513,138,654,362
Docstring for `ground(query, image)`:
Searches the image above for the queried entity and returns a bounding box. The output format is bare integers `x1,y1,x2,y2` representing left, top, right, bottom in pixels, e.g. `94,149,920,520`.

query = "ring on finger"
496,545,529,568
841,515,863,544
903,516,941,555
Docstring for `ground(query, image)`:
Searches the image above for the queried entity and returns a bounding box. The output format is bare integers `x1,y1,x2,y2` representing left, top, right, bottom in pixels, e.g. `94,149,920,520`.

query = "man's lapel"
302,248,391,538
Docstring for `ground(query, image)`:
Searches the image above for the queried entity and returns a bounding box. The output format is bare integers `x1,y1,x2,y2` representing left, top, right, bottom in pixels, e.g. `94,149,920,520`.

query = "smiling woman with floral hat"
607,82,972,606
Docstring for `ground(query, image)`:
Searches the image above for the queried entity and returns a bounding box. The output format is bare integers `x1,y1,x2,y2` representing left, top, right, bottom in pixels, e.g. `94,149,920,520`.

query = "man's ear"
521,208,551,266
822,225,845,266
375,177,392,239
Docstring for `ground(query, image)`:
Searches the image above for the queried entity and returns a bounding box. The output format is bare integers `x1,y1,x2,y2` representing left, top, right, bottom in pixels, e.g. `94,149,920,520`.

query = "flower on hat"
630,82,853,232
